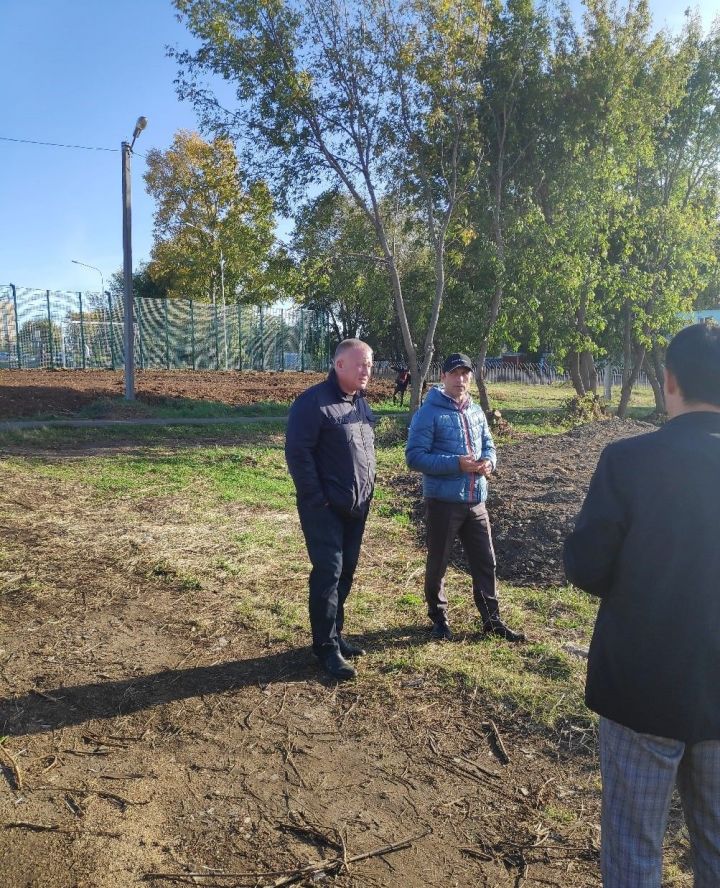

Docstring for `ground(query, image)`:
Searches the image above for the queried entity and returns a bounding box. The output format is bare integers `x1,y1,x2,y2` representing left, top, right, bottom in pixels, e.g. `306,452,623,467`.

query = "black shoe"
483,619,525,643
338,636,366,658
318,648,357,681
430,620,453,641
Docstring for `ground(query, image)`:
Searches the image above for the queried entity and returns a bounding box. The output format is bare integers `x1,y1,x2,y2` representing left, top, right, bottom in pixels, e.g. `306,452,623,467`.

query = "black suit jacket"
285,370,376,518
564,412,720,742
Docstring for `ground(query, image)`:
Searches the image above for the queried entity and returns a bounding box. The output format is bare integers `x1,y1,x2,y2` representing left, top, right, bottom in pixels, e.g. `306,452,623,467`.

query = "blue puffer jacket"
405,386,497,503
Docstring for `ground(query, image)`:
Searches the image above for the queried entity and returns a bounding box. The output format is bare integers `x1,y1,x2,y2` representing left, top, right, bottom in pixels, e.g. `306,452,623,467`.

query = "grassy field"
0,391,600,730
0,378,660,735
1,381,693,887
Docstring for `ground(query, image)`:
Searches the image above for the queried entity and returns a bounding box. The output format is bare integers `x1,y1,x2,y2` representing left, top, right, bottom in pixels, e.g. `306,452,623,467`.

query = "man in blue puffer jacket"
406,353,525,642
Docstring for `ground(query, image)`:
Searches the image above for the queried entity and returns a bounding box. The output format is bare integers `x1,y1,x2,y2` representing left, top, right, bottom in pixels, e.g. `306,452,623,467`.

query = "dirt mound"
0,370,397,419
393,418,656,588
490,418,655,586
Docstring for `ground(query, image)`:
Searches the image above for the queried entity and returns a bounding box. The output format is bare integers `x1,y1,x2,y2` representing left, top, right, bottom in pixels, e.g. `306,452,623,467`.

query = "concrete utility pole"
122,116,147,400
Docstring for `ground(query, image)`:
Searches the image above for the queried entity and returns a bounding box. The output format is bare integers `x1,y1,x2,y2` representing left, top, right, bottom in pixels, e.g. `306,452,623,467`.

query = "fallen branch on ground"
0,742,23,790
484,719,510,764
143,830,431,885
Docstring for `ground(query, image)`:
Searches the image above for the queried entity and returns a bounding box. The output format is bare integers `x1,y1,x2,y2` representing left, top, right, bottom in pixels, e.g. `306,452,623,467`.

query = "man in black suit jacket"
564,323,720,887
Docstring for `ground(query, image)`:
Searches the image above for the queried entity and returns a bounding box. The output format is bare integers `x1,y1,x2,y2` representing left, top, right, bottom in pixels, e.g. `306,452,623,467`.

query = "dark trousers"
424,498,500,625
298,502,367,654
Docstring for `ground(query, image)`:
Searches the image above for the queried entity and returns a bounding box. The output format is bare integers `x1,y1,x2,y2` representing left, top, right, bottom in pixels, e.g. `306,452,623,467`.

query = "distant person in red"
391,365,411,406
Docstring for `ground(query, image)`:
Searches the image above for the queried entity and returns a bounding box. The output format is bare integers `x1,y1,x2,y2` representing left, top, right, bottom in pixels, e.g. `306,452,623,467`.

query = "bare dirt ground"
0,371,396,419
0,378,690,887
389,417,656,588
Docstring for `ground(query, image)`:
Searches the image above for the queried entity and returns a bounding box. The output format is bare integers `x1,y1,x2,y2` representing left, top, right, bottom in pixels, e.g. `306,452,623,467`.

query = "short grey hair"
334,338,373,360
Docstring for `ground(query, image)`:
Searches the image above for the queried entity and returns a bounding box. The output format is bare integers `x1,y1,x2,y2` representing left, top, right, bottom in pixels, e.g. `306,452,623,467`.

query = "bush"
559,394,609,423
374,415,408,446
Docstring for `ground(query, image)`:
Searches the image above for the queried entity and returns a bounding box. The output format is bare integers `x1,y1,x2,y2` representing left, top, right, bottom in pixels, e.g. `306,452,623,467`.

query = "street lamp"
71,259,105,297
121,115,148,400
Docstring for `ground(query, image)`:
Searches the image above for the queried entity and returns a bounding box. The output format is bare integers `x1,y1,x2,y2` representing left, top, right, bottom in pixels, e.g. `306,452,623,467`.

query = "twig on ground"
485,720,510,764
5,821,121,839
38,785,149,810
31,688,63,703
455,755,501,780
81,733,128,749
338,694,360,730
460,845,495,862
535,776,556,808
143,830,431,885
0,742,24,790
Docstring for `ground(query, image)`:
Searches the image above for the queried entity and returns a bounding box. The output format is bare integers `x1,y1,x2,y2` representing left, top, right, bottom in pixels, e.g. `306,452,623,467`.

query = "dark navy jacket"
564,411,720,742
285,370,376,518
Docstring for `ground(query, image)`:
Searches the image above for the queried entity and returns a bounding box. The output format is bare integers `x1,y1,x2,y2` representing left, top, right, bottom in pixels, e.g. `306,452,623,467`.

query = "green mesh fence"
0,286,330,372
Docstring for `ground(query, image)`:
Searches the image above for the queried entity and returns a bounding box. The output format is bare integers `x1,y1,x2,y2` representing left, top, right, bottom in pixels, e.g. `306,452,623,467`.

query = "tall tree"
173,0,489,411
470,0,550,411
516,0,684,402
144,130,276,303
614,15,720,415
292,189,431,355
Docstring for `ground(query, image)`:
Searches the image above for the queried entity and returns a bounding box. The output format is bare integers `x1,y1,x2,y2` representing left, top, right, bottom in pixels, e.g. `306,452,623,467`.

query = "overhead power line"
0,135,119,152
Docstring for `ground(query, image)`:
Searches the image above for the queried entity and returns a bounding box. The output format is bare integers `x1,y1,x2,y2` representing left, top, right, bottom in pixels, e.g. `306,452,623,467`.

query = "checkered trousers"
599,716,720,887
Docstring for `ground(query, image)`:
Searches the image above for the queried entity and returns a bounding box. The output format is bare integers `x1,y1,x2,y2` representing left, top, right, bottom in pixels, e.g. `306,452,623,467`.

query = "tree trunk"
643,353,665,414
651,340,666,411
371,221,419,412
473,139,506,416
604,363,613,401
475,369,491,415
617,343,646,419
622,302,633,389
580,350,598,394
568,350,586,397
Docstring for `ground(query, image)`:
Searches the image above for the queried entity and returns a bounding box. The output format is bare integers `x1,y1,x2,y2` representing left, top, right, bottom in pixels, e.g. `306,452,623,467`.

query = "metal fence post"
213,301,220,370
237,302,243,371
137,297,146,370
108,291,116,370
46,289,54,368
189,299,196,370
300,309,305,372
11,284,21,369
163,297,170,369
78,292,87,369
280,308,285,371
259,304,264,371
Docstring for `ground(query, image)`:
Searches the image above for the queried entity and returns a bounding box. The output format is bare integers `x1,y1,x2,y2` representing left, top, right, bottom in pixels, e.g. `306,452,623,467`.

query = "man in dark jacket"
406,353,524,642
285,339,376,681
564,323,720,887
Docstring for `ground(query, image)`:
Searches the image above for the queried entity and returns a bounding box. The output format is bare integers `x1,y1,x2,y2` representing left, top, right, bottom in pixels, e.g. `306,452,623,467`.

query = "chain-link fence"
0,286,330,372
376,360,650,388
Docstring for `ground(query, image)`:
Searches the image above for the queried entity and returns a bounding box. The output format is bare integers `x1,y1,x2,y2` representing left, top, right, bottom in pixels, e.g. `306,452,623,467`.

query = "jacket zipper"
459,405,476,502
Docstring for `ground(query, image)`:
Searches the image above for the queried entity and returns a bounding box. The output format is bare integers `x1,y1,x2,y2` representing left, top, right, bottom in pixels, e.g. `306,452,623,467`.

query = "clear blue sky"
1,0,716,294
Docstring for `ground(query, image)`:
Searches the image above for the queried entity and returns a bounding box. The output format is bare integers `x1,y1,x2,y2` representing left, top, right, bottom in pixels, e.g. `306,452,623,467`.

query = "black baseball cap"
442,353,474,373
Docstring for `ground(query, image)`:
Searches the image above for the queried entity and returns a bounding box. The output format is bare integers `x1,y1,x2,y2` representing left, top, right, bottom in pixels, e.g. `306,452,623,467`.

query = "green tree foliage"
292,189,436,356
143,130,276,303
173,0,491,410
168,1,720,412
108,263,170,303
